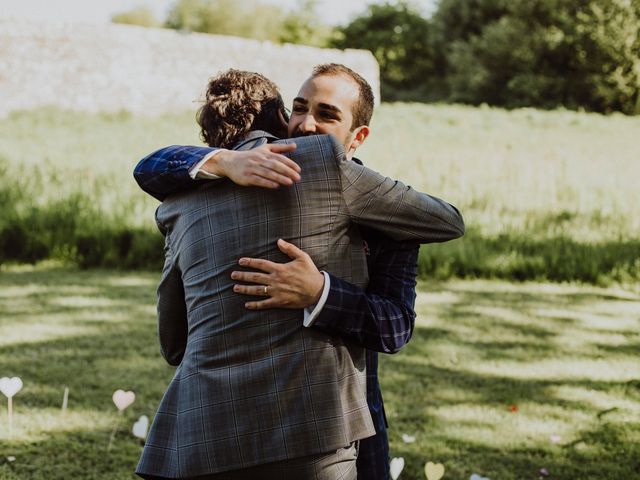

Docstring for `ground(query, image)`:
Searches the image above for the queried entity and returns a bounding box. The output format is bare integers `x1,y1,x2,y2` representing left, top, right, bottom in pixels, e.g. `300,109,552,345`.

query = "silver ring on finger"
263,285,269,296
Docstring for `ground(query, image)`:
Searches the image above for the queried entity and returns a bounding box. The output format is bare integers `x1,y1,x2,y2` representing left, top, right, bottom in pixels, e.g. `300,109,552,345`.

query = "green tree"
111,6,161,28
165,0,284,42
164,0,335,47
279,0,335,48
575,0,640,114
331,2,438,101
433,0,640,113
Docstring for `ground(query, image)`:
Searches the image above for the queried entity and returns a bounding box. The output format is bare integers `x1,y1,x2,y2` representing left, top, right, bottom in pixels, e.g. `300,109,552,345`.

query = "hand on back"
231,239,324,310
206,143,300,189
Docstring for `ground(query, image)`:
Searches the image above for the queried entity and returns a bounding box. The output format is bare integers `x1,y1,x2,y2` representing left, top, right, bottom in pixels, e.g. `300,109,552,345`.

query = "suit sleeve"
311,240,419,354
156,228,188,366
333,141,465,243
133,145,219,201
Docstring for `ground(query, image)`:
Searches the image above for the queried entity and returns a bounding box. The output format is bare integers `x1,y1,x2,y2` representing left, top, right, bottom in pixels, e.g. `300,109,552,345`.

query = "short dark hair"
197,69,287,148
312,63,375,129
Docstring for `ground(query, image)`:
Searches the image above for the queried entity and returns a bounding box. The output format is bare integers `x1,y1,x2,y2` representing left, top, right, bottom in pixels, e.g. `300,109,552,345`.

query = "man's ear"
348,125,370,152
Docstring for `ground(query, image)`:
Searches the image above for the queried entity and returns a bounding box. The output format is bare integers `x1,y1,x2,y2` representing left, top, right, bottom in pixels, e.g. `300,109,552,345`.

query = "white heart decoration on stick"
0,377,23,398
132,415,149,440
112,390,135,411
1,377,23,436
390,457,405,480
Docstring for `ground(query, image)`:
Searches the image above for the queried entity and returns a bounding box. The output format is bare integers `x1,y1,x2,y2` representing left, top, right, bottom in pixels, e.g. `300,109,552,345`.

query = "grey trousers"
184,442,358,480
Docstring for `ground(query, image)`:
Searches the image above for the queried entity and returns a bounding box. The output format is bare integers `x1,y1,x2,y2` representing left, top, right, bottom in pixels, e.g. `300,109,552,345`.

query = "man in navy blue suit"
134,63,464,479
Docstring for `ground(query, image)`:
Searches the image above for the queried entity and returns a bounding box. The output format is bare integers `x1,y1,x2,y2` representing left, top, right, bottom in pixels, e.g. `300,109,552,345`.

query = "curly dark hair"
196,69,288,148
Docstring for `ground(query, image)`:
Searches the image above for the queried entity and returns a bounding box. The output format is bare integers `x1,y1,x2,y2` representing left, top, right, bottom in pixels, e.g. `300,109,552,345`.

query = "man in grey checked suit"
135,70,463,480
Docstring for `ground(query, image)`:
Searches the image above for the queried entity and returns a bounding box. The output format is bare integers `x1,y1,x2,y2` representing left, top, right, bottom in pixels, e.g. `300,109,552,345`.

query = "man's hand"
205,143,300,188
231,239,324,310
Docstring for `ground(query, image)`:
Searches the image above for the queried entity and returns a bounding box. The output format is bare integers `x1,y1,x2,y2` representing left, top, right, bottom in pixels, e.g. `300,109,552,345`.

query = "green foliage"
164,0,334,46
111,6,161,28
0,161,163,269
437,0,640,114
419,226,640,285
575,0,640,114
335,0,640,113
165,0,284,41
331,2,439,100
278,0,335,47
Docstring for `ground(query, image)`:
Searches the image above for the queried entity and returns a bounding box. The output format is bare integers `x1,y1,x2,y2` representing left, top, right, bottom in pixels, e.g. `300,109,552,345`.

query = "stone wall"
0,19,379,117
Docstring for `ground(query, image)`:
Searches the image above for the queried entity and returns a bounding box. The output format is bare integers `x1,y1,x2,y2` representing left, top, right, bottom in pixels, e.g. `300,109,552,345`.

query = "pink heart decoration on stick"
112,390,135,411
108,390,135,450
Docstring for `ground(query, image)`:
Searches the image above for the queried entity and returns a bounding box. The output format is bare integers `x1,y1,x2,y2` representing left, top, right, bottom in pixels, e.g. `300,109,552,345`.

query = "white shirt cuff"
303,271,330,327
188,150,225,179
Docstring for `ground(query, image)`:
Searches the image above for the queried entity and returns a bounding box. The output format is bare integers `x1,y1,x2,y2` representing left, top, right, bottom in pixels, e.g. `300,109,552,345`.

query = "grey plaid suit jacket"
136,132,463,479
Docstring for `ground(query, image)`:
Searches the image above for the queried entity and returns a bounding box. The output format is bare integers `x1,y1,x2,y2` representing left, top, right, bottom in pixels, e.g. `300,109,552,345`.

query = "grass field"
1,104,639,281
2,104,639,235
0,266,638,479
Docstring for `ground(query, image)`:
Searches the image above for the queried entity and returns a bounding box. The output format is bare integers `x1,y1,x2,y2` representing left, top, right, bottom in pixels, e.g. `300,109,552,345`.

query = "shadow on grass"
0,325,174,410
1,270,639,479
0,427,145,480
0,268,174,479
382,281,640,479
0,328,171,478
390,419,640,479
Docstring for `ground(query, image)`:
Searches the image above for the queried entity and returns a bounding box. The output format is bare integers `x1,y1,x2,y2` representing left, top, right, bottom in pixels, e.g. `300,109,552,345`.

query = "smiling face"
288,72,370,159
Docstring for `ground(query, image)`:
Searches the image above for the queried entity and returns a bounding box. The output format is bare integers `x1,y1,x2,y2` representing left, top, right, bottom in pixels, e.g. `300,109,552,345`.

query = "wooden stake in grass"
62,386,69,412
0,377,23,436
108,410,123,451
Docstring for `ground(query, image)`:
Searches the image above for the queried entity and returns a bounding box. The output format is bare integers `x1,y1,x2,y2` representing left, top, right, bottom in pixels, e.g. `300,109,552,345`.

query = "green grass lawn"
2,104,639,239
0,266,638,479
2,106,640,282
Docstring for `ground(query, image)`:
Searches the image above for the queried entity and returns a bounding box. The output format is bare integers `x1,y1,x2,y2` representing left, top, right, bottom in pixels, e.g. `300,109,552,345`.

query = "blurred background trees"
112,0,640,114
111,6,161,27
329,3,440,101
164,0,282,41
433,0,640,114
160,0,332,46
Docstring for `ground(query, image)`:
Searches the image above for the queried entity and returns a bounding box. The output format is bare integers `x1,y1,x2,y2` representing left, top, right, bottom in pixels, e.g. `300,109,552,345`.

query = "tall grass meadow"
1,105,638,283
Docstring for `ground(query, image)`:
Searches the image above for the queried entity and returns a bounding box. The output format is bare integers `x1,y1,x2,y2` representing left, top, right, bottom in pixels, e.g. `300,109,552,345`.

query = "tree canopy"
432,0,640,113
331,2,438,100
111,6,161,28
